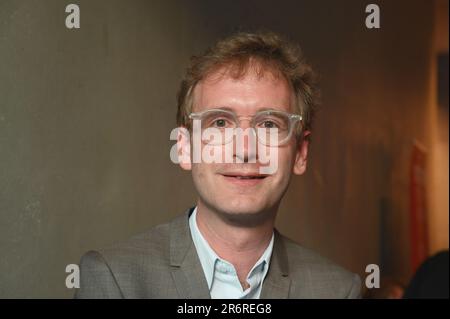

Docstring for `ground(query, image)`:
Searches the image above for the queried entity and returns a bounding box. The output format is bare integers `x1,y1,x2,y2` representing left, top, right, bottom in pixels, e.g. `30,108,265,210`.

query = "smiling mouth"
221,174,267,180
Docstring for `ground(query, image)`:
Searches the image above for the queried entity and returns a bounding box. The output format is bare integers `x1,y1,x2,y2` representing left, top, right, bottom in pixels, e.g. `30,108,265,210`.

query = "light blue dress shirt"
189,207,274,299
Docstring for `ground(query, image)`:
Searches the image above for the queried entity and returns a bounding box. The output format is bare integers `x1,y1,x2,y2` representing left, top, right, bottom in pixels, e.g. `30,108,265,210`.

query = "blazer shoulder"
77,213,191,298
280,234,361,298
98,220,171,266
77,221,172,298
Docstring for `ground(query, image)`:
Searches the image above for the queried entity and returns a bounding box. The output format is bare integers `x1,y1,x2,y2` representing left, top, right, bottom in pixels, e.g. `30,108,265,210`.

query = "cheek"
271,146,296,176
191,165,208,197
191,164,204,180
191,164,215,184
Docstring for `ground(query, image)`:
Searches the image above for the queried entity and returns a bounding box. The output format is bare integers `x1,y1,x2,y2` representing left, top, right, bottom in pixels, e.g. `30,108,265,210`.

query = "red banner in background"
409,142,429,273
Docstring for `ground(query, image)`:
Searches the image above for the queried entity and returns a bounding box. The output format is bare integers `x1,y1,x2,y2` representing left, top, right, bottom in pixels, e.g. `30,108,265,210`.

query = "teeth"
223,174,266,179
235,176,262,179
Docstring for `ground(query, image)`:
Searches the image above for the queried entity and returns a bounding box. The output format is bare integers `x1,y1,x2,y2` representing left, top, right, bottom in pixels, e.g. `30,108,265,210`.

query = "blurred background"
0,0,448,298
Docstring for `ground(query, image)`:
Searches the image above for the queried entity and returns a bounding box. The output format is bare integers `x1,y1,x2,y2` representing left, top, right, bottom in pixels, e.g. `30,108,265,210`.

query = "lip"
219,172,268,186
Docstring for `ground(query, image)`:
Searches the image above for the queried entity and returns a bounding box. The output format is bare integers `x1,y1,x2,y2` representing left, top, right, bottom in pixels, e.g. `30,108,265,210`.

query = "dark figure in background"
403,250,449,299
363,278,405,299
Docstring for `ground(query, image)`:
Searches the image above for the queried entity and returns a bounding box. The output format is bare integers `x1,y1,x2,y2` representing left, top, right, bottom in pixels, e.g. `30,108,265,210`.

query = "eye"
213,118,227,127
257,118,282,129
261,120,279,128
255,113,289,131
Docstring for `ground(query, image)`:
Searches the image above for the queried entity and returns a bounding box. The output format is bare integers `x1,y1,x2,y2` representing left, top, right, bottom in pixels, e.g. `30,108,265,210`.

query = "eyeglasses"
188,108,302,146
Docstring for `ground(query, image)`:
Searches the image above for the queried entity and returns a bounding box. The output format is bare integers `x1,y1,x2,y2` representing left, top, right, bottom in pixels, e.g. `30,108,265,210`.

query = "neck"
195,200,276,283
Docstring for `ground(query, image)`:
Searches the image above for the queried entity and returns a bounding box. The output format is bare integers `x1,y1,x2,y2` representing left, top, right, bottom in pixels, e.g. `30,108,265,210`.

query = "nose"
232,117,258,163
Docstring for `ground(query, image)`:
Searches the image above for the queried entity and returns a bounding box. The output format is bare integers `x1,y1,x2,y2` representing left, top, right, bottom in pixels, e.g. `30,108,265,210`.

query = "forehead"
192,67,293,114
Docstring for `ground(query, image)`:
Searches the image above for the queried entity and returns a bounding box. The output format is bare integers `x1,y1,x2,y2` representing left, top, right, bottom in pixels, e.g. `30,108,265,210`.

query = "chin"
213,197,274,222
220,204,262,216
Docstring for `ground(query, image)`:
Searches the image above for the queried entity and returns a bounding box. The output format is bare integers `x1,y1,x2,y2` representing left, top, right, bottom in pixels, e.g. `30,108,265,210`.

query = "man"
76,31,361,299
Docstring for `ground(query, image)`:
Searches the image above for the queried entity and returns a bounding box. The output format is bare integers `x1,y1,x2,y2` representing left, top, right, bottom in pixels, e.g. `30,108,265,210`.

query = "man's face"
180,68,309,220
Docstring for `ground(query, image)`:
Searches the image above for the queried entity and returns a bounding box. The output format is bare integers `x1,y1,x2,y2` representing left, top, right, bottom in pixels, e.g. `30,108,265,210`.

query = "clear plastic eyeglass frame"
188,108,302,146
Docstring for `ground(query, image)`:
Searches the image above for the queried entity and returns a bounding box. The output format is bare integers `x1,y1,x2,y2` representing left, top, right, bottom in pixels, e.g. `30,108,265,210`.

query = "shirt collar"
189,206,274,290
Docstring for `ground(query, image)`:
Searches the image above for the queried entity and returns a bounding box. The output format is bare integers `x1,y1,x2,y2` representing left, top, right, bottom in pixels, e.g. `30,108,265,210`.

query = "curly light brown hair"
176,31,319,136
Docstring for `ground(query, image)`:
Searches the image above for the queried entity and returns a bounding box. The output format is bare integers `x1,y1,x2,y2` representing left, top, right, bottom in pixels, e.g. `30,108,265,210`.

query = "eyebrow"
209,106,284,113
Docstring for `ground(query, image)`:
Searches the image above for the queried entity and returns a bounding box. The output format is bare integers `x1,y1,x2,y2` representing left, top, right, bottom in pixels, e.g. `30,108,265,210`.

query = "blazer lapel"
260,229,291,299
169,209,211,299
168,210,291,299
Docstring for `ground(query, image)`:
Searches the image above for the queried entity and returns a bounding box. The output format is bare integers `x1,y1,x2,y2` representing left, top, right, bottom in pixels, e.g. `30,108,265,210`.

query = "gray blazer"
75,209,361,298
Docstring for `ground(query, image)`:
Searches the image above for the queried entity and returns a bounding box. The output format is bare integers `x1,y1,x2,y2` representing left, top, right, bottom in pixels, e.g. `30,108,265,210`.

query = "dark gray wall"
0,0,441,297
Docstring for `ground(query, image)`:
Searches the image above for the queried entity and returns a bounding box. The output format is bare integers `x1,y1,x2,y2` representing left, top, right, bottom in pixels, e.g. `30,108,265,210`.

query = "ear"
293,130,310,175
178,127,192,171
